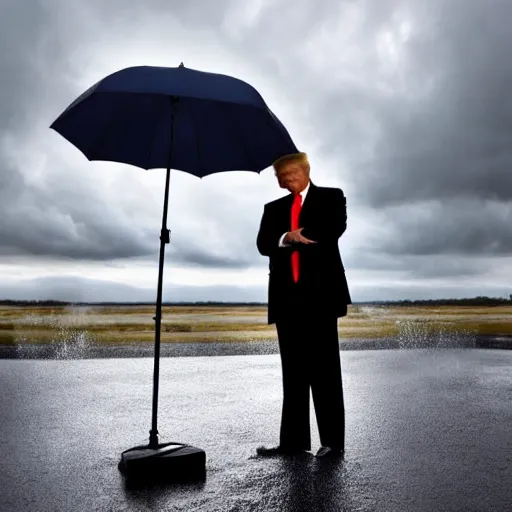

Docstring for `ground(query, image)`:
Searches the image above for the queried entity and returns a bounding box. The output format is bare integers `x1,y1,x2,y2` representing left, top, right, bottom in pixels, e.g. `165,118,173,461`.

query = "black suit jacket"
257,182,352,324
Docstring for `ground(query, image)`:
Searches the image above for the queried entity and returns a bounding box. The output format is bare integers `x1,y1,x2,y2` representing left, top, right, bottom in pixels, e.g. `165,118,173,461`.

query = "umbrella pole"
149,165,171,448
118,94,205,481
149,97,177,449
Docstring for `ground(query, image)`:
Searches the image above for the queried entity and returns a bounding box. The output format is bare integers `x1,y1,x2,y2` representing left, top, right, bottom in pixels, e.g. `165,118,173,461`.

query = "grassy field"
1,304,512,346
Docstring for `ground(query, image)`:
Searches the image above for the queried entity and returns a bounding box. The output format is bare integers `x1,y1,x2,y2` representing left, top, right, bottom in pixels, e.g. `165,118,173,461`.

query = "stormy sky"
1,0,512,302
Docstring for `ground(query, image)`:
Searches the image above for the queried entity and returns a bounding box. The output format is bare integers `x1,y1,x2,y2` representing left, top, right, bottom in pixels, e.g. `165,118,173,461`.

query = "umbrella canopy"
50,64,298,175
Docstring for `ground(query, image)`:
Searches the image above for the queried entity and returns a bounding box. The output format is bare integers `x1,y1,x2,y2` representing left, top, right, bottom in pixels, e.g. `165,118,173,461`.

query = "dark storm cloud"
87,0,234,25
169,245,253,269
377,199,512,257
344,250,483,280
0,156,155,260
407,257,484,280
321,0,512,206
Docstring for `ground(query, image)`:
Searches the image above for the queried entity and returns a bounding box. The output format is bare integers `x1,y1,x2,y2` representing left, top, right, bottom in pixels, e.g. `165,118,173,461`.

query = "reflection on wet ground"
1,349,511,511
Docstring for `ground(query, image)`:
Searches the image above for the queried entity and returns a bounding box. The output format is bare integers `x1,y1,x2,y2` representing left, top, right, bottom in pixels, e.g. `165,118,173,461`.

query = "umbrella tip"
179,62,184,68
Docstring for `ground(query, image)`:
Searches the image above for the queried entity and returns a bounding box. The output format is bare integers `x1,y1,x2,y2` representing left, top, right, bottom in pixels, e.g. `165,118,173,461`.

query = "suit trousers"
275,289,345,451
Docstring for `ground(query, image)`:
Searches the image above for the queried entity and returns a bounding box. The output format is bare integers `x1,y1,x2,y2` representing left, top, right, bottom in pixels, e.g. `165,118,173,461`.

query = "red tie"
291,193,302,282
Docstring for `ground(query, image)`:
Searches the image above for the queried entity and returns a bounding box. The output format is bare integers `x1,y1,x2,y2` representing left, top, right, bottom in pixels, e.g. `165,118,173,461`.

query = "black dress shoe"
256,445,308,456
315,446,344,458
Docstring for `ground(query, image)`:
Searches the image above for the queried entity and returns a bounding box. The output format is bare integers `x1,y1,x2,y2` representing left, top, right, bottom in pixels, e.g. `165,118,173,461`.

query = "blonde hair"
273,152,310,175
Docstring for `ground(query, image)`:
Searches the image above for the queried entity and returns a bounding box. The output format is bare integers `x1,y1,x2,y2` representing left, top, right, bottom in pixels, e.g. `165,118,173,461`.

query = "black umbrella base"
118,442,206,482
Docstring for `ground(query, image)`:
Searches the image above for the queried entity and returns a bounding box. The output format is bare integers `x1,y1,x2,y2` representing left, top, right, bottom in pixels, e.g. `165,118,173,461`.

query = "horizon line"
0,296,511,306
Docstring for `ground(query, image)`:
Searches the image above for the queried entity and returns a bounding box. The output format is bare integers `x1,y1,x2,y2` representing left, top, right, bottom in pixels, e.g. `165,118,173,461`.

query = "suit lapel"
299,182,316,225
279,193,294,230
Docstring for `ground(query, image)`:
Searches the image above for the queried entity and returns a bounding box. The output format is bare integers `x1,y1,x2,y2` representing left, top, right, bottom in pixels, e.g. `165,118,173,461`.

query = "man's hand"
284,228,317,245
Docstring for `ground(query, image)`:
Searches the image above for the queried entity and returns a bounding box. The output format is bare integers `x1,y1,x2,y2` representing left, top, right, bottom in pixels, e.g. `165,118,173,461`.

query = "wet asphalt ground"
1,347,511,511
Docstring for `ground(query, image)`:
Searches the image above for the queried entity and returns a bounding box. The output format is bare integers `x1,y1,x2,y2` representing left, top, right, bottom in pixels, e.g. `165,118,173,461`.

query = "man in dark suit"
256,152,351,458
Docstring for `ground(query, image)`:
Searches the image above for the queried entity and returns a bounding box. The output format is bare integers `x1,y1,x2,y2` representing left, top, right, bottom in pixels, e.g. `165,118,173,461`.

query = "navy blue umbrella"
51,63,297,174
50,63,298,481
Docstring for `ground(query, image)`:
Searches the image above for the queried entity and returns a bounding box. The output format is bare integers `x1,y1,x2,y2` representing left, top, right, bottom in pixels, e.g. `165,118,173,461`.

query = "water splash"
359,306,390,317
395,318,477,349
14,305,96,359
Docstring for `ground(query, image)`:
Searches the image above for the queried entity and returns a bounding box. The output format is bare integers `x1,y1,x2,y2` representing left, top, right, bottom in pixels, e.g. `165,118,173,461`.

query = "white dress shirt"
278,181,311,247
